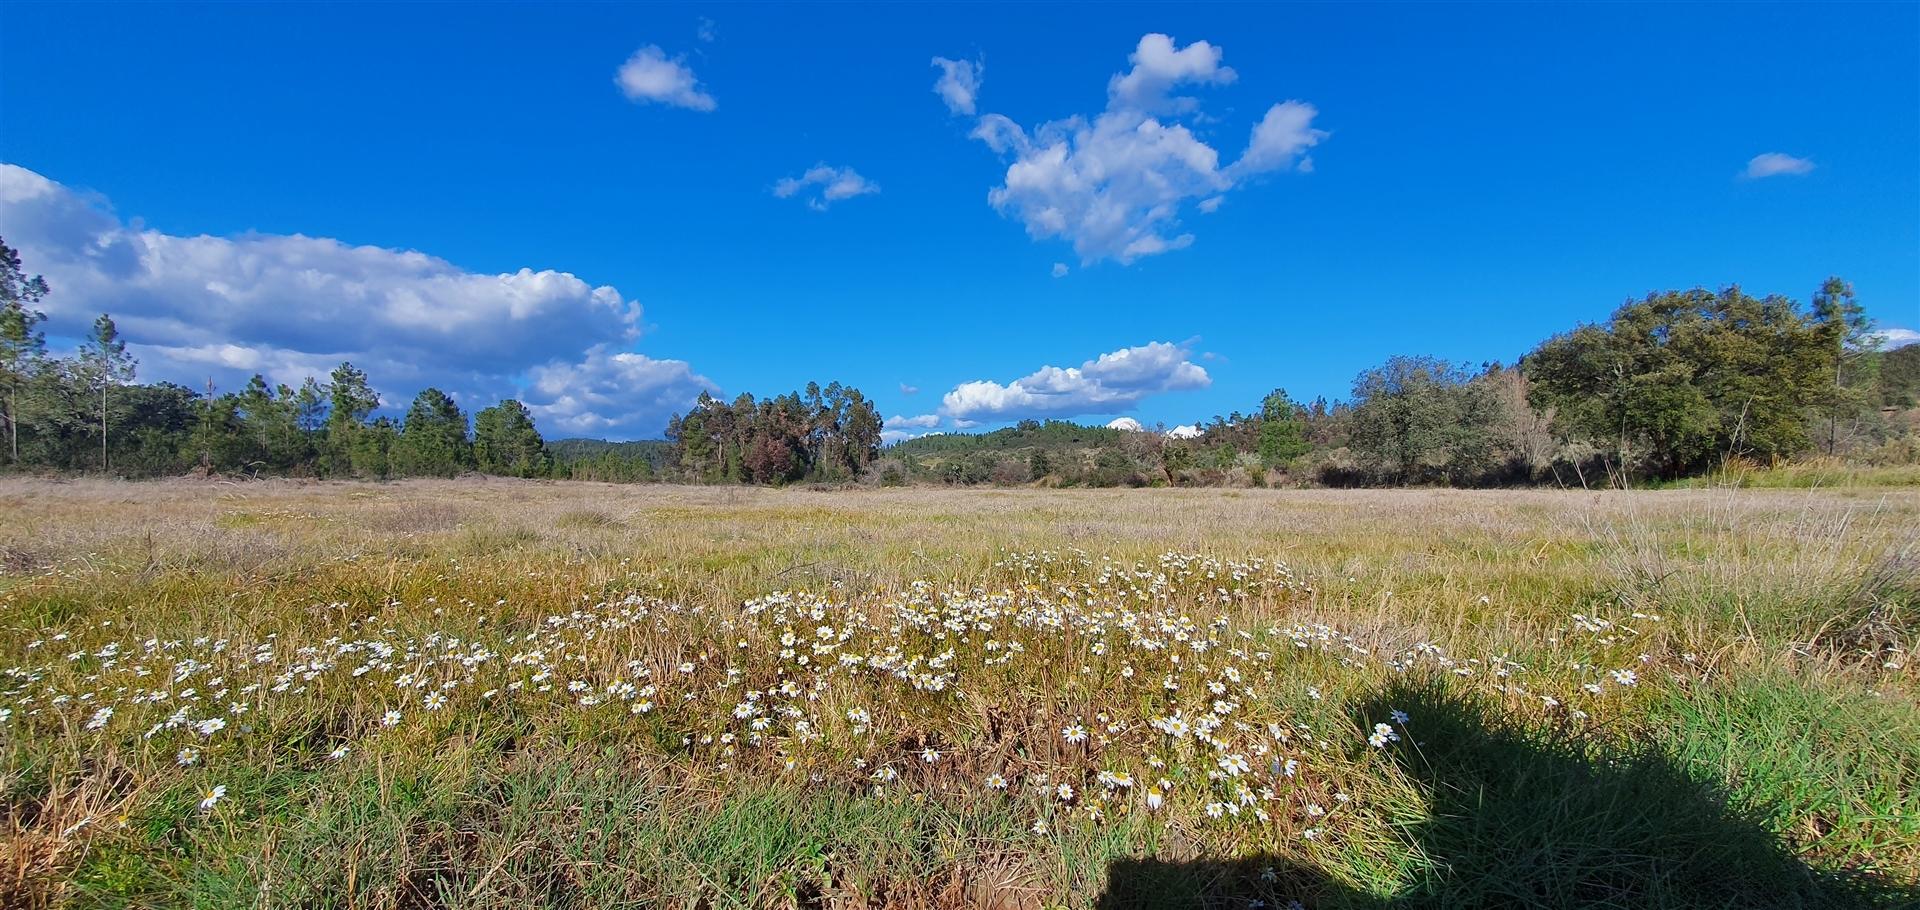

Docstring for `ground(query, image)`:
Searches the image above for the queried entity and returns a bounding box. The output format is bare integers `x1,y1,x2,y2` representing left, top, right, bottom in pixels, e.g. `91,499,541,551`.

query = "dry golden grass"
1,478,1914,908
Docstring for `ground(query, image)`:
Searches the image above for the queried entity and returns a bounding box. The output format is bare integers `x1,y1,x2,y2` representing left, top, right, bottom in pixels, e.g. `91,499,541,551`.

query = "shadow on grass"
1097,679,1918,910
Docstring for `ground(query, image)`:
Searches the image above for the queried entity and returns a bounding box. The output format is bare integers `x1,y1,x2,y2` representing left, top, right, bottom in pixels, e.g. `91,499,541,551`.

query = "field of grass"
2,478,1915,909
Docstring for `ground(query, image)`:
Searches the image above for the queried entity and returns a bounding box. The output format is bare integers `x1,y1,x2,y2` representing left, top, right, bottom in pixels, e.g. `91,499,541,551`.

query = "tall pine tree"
474,399,550,477
77,314,136,472
0,238,50,464
392,388,472,477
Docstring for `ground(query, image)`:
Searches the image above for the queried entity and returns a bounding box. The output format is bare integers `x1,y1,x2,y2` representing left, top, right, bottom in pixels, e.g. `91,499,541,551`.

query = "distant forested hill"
547,438,674,466
881,419,1151,486
887,420,1124,457
546,438,674,482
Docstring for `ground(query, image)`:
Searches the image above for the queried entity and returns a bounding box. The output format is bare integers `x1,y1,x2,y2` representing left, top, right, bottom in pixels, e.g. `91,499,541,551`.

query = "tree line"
4,233,1914,487
885,281,1916,488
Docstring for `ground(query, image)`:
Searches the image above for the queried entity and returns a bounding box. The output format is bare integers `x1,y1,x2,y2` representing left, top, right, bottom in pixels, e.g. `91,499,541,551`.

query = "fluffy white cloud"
773,164,880,210
1743,152,1813,179
898,382,920,395
1050,262,1069,278
523,346,717,438
1106,416,1144,432
1105,34,1235,113
615,46,717,111
1165,424,1202,439
0,163,705,438
939,341,1210,422
1873,327,1919,349
958,34,1324,264
887,413,941,429
931,57,983,116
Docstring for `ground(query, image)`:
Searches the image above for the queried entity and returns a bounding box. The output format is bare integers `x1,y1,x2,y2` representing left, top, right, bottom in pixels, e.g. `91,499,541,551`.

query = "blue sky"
2,2,1915,440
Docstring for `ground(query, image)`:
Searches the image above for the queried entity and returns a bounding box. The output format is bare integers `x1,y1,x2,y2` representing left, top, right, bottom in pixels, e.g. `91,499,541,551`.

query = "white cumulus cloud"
1051,262,1069,278
1106,34,1236,113
1743,152,1813,179
773,164,880,210
615,45,717,111
1106,417,1145,432
931,56,983,115
0,163,707,439
939,341,1210,422
524,346,718,438
957,34,1324,264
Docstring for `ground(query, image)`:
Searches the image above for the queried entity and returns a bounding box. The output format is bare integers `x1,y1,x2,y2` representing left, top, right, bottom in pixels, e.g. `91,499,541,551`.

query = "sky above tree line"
1,2,1915,442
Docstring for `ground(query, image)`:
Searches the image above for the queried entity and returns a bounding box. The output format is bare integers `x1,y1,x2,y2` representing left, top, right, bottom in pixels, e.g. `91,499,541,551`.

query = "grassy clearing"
1,479,1915,908
1647,459,1920,491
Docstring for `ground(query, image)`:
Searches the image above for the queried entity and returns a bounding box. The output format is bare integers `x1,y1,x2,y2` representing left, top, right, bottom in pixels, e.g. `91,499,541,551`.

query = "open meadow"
2,479,1916,908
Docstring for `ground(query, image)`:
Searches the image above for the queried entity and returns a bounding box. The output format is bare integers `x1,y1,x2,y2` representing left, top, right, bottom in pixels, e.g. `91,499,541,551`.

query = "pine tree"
474,399,549,477
326,362,379,475
1256,389,1311,468
0,238,51,464
1811,277,1877,454
77,314,137,472
293,377,329,434
351,417,397,479
392,388,472,477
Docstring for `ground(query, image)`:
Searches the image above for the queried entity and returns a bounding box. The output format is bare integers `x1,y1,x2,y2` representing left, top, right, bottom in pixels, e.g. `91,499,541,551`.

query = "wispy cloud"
773,163,880,210
931,56,983,115
615,45,716,111
1743,152,1813,179
881,413,942,444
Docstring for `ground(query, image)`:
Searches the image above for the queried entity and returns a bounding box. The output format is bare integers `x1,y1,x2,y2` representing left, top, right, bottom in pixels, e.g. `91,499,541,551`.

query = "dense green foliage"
1345,357,1509,485
545,438,672,482
474,400,553,478
1874,345,1920,409
391,388,474,478
1526,286,1850,477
